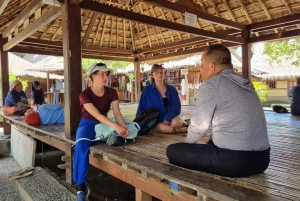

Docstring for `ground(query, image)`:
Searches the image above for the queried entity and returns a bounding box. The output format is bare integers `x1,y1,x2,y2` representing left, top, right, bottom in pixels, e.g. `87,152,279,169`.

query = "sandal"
9,167,34,180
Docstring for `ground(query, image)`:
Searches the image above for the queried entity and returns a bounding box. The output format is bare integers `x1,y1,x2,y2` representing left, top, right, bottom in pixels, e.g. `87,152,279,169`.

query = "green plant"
252,81,268,102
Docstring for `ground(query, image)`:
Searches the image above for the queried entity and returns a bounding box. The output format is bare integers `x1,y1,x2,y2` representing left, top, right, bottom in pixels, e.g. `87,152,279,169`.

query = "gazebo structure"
1,0,300,199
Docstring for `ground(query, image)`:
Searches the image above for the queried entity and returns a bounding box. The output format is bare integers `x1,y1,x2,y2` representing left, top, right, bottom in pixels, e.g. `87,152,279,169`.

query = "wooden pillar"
136,188,152,201
61,0,82,185
134,61,141,103
46,71,50,103
241,25,252,80
0,39,11,134
184,74,189,105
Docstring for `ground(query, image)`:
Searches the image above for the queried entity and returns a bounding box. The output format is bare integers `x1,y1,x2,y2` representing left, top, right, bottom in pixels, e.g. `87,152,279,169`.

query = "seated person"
291,84,300,115
4,80,29,107
30,80,45,105
136,64,187,134
24,104,64,125
166,44,270,177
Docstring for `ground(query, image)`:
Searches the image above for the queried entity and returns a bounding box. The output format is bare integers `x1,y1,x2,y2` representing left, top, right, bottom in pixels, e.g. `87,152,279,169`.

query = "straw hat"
10,80,21,89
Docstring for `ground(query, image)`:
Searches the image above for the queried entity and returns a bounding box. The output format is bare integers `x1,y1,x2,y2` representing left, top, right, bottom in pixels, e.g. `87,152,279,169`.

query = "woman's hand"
163,120,170,125
114,123,129,138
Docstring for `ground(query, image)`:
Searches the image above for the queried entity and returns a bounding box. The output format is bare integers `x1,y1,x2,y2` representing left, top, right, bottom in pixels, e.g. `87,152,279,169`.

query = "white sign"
181,69,188,75
185,12,197,27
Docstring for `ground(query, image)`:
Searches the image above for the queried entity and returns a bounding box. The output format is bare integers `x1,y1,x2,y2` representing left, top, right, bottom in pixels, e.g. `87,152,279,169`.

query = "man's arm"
186,83,218,143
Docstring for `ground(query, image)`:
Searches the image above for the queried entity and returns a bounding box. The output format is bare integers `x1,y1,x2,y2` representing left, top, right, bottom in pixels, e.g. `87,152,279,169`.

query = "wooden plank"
82,13,98,46
90,144,284,201
3,6,61,51
139,0,244,30
81,0,244,44
249,29,300,43
11,127,36,169
0,0,10,15
89,156,198,201
2,0,43,38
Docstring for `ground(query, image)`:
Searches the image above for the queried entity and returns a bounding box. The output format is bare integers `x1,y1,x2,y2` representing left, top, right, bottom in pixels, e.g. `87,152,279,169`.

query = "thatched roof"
0,0,299,63
25,56,64,74
9,53,63,79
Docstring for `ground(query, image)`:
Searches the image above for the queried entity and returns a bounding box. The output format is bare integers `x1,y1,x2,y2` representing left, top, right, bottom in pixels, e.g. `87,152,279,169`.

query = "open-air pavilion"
1,0,300,200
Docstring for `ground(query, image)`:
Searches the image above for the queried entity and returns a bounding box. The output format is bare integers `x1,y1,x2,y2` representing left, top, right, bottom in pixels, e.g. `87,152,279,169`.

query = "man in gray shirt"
166,44,270,177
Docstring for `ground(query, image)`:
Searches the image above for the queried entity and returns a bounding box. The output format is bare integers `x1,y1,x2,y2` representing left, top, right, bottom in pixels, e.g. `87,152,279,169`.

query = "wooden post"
241,25,252,80
134,61,141,103
61,0,82,185
184,74,189,105
136,188,152,201
46,71,50,103
0,39,11,134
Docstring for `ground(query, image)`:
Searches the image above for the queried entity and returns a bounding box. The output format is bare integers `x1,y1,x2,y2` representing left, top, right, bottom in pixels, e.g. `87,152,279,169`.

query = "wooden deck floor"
107,103,300,200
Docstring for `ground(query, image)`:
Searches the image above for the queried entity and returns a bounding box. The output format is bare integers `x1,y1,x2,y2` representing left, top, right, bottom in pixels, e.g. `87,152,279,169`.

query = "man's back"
189,69,269,151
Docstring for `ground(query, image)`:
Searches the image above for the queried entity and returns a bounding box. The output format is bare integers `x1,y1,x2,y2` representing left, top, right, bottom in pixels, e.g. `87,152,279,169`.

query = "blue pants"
73,119,98,185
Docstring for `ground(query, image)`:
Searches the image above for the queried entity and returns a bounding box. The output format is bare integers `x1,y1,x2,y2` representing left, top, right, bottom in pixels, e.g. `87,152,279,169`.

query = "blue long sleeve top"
136,83,181,123
4,89,28,106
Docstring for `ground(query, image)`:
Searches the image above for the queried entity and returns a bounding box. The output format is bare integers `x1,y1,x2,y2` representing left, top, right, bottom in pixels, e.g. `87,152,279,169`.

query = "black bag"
134,107,160,135
272,105,289,113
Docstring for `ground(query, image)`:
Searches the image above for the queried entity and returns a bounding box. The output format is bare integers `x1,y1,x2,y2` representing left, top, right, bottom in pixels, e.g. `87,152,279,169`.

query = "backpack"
273,105,289,113
134,107,160,135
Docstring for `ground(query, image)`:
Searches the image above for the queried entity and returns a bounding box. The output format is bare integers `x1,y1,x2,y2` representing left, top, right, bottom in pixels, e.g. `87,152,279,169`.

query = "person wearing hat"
30,80,45,105
136,64,188,134
73,62,129,201
4,79,29,107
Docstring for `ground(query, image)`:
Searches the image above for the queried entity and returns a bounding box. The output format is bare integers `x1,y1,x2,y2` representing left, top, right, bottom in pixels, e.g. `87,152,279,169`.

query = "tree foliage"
263,38,300,67
253,81,268,102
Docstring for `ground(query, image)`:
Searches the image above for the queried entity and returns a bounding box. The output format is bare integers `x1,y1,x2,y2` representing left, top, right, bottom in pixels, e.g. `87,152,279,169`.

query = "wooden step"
11,167,75,201
0,133,10,156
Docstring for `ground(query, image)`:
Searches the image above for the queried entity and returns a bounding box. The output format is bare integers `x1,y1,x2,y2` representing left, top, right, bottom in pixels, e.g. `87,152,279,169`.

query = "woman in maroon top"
73,63,128,201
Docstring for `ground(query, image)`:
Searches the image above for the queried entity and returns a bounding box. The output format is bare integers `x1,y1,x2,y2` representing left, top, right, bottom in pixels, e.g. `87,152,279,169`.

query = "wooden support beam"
257,0,271,20
139,0,244,30
134,61,141,103
81,0,244,44
3,7,61,51
70,0,83,5
237,0,252,24
241,26,251,80
249,29,300,43
82,13,98,46
281,0,293,14
0,38,11,134
2,0,43,38
0,0,10,15
250,13,300,32
61,0,82,184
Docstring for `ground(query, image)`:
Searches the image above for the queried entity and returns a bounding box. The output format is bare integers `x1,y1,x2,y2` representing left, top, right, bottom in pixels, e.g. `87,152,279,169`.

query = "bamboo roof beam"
51,26,61,41
93,15,103,46
99,15,107,47
139,0,244,30
0,0,10,16
209,0,227,30
2,0,43,38
3,6,61,51
109,18,113,48
195,0,216,32
158,7,174,43
237,0,253,24
123,18,126,49
151,6,166,44
39,18,59,39
82,13,98,46
144,4,160,45
257,0,271,20
116,18,118,48
281,0,293,14
135,22,143,49
138,3,152,47
167,12,182,42
222,0,237,22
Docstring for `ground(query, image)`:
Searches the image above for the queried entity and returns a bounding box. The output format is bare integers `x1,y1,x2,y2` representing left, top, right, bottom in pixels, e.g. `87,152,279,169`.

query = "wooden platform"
1,104,300,200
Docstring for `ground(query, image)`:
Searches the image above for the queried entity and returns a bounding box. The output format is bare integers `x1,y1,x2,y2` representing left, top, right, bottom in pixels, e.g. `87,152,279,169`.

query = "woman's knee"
170,116,183,128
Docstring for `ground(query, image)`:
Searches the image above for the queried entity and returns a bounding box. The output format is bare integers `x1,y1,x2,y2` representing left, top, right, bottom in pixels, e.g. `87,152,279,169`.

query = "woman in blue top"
30,80,45,105
4,80,29,107
136,64,187,134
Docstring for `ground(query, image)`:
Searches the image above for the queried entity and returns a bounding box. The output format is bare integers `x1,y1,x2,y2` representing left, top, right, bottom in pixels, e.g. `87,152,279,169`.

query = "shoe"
76,186,90,201
106,133,122,146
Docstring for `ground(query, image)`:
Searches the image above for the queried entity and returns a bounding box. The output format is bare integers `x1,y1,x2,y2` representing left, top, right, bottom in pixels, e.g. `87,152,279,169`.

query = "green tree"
81,59,134,80
253,81,268,102
263,38,300,67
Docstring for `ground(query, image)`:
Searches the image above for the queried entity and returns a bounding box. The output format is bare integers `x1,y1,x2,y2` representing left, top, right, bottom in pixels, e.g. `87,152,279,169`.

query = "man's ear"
209,62,216,72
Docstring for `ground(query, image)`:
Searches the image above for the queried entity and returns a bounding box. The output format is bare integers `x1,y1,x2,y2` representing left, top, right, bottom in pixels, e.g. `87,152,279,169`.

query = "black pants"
166,142,270,177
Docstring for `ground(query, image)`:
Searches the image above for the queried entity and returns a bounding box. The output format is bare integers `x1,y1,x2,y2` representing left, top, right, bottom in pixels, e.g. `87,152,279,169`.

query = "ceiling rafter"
139,0,244,30
144,4,160,45
3,6,61,51
138,2,152,47
135,22,144,49
81,0,243,44
166,11,182,42
195,0,216,32
93,15,104,46
236,0,253,24
116,18,119,49
2,0,43,38
281,0,293,14
222,0,236,22
81,11,89,28
109,17,113,48
150,6,166,44
99,15,107,47
257,0,271,20
123,17,126,49
82,12,98,46
51,26,61,41
158,7,174,43
0,0,10,16
209,0,227,30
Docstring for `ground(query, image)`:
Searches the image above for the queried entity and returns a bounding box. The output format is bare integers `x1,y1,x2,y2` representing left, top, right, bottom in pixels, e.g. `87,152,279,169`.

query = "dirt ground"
35,141,160,201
